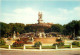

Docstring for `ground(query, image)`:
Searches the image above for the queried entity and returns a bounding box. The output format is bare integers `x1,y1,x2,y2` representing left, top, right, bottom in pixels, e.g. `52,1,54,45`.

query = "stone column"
39,45,42,50
70,44,72,49
23,45,26,50
9,44,11,49
56,45,58,49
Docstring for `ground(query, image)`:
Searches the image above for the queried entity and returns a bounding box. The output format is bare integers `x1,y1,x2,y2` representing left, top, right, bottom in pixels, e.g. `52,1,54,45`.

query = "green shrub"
72,41,77,45
53,43,58,46
76,42,80,46
58,42,64,46
34,41,42,47
53,42,64,47
72,41,80,47
56,38,62,42
0,39,6,46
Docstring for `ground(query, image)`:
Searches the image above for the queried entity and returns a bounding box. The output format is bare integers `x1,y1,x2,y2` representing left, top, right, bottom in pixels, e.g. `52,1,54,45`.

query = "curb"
0,48,80,51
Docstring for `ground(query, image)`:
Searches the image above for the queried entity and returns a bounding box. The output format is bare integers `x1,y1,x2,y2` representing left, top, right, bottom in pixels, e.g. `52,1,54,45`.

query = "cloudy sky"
1,0,80,25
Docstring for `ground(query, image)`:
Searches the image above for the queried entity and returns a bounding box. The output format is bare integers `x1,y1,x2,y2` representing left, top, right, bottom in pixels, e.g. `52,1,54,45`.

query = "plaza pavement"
0,50,80,55
0,48,80,55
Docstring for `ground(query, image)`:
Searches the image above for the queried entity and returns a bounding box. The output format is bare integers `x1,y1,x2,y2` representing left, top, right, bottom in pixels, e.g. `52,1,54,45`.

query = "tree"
45,24,63,34
0,22,11,37
77,20,80,35
51,24,63,33
0,22,25,37
0,20,80,38
62,20,80,37
62,25,68,35
24,25,34,33
12,23,25,34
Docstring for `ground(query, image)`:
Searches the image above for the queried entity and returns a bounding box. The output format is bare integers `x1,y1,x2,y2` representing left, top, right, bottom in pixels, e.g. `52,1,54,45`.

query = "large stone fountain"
32,12,53,38
19,12,57,45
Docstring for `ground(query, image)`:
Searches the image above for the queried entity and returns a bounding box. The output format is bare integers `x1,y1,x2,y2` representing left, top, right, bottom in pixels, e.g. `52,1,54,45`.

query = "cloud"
14,7,37,14
1,7,39,24
44,7,80,25
73,7,80,16
1,7,80,25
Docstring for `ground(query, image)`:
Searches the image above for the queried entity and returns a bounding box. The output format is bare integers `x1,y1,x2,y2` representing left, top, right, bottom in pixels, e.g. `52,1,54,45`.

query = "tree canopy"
62,20,80,36
0,20,80,38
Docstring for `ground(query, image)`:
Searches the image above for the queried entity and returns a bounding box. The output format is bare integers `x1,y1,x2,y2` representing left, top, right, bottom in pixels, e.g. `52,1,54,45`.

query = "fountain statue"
13,31,16,39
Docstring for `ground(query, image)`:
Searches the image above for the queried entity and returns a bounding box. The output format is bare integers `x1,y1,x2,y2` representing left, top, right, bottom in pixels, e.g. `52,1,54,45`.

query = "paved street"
0,50,80,55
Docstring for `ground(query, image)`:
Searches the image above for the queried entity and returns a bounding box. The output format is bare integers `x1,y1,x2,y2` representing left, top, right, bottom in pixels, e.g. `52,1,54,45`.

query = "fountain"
32,12,53,38
20,12,58,45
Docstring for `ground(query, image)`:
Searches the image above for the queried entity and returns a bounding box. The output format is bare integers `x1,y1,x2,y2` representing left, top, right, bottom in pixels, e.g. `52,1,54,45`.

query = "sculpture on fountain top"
38,12,43,24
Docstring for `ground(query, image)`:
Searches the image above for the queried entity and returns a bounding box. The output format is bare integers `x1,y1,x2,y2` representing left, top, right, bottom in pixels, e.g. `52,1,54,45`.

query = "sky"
0,0,80,25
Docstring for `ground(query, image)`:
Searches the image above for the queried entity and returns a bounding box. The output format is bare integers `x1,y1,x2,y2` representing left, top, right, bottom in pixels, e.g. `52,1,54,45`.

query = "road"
0,50,80,55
